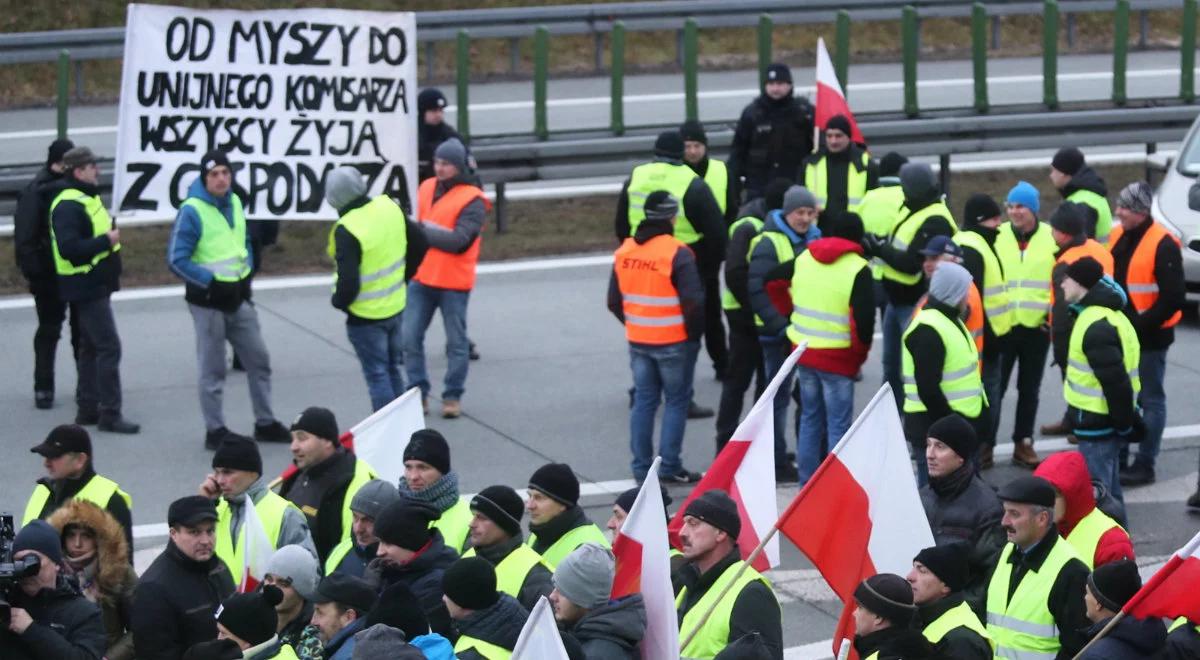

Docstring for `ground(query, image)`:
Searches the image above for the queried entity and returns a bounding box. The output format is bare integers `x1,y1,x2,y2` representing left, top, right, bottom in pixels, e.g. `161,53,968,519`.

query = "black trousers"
715,314,766,451
995,325,1051,444
72,297,124,414
700,271,728,373
32,287,79,394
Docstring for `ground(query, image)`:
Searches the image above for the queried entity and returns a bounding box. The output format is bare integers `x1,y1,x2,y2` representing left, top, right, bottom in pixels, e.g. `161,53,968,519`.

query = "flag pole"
1070,611,1126,660
678,522,781,650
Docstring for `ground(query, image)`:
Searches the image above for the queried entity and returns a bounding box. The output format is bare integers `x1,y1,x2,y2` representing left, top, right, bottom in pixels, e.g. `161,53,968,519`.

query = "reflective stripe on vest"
703,159,729,216
986,540,1082,660
215,491,292,587
324,537,354,575
677,560,774,659
1064,507,1126,570
627,161,702,243
614,234,689,344
1168,616,1200,633
994,222,1058,328
882,202,955,285
262,644,300,660
901,308,984,417
414,179,490,291
339,460,379,547
182,196,250,283
955,230,1014,336
49,189,120,276
748,230,797,327
464,544,550,599
721,216,764,311
1067,188,1113,243
913,283,985,358
922,600,994,648
453,634,512,659
1052,240,1114,323
1108,221,1184,329
804,150,871,211
787,249,868,348
1064,305,1141,415
433,496,473,554
329,196,409,320
23,475,131,526
527,524,610,569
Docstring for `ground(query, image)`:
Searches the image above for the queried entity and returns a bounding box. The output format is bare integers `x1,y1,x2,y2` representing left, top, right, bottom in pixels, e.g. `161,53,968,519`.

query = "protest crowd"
6,9,1200,658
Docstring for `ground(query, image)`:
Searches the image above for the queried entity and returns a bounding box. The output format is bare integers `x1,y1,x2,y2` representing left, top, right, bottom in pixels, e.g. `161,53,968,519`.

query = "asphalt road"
1,254,1198,657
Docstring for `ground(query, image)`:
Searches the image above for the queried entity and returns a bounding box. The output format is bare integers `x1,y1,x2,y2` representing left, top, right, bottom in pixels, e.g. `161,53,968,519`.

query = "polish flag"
1124,528,1200,623
668,343,806,571
777,385,933,657
238,498,275,593
512,596,571,660
612,457,680,660
815,37,865,145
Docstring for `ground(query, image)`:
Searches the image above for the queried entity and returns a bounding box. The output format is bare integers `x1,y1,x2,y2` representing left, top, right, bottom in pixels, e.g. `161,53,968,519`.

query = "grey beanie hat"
781,185,818,215
552,543,615,610
434,137,469,172
928,261,972,307
325,166,367,211
264,544,321,602
350,479,401,520
899,162,938,203
352,624,413,658
1117,181,1153,215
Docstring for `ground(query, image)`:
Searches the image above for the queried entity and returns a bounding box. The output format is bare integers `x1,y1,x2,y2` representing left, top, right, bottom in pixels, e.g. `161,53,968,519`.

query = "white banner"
113,4,417,221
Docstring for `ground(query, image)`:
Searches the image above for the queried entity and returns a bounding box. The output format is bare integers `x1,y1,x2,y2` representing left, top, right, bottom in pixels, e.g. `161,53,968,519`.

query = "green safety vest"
747,230,797,328
1169,617,1200,633
676,560,774,659
464,543,550,599
787,249,868,348
804,150,871,212
215,491,294,587
703,159,729,216
858,183,906,281
338,460,379,547
1067,188,1113,244
1064,306,1141,416
922,600,994,648
182,196,251,283
986,539,1082,660
1063,507,1125,570
720,215,765,311
627,161,702,244
527,524,610,569
901,308,985,417
23,474,132,526
49,188,120,276
432,496,472,554
954,230,1014,337
253,643,299,660
994,222,1057,328
881,201,955,285
327,195,408,320
323,536,355,576
454,634,511,659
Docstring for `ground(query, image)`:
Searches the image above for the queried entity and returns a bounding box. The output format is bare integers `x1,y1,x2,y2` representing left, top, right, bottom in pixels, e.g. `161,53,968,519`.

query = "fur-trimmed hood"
47,499,130,600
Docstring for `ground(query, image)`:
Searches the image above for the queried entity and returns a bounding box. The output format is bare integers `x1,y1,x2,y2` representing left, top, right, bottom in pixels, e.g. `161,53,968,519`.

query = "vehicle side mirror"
1147,153,1173,172
1189,182,1200,213
1190,238,1200,252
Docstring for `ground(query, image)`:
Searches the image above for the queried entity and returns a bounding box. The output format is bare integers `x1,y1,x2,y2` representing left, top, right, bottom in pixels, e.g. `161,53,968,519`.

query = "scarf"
398,470,460,514
63,554,99,601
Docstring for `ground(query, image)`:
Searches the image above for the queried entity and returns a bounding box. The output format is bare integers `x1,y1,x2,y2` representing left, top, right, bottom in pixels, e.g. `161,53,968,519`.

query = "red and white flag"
238,498,275,593
1123,528,1200,624
512,596,571,660
815,37,865,145
612,457,680,660
669,343,806,571
778,385,932,657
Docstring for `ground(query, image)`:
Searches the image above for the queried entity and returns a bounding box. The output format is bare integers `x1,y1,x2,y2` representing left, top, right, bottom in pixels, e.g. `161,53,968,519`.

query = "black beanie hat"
825,114,852,137
1087,559,1142,612
374,501,439,551
367,581,430,639
764,177,794,211
765,62,793,85
963,193,1002,227
643,190,680,223
217,585,282,646
828,211,865,243
13,520,63,565
913,544,970,592
684,490,741,538
1050,202,1086,237
654,130,685,160
1065,256,1105,289
212,436,262,475
998,475,1057,508
679,119,707,145
418,87,448,114
46,139,75,168
404,429,450,475
926,414,979,462
529,463,580,506
200,150,232,180
443,557,500,610
1052,147,1085,176
615,485,672,516
290,407,339,445
854,573,917,625
879,152,908,178
470,485,525,537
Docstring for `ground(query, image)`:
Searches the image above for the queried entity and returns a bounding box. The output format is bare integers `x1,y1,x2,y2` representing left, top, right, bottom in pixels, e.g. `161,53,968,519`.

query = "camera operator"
1,520,105,659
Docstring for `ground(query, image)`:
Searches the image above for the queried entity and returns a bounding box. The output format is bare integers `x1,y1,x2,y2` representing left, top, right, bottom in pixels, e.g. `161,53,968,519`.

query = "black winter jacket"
876,196,956,306
418,121,463,182
958,224,1006,358
375,530,459,637
470,534,553,612
916,594,992,660
452,594,528,658
0,576,106,660
29,468,134,556
1110,218,1187,351
14,166,64,293
686,156,740,225
1078,614,1166,659
614,159,728,269
607,218,707,343
676,550,782,660
330,195,429,324
724,198,768,331
46,176,122,303
1065,279,1140,436
1165,621,1200,660
729,93,814,197
903,299,987,423
564,594,646,660
279,449,360,563
853,625,939,659
802,145,879,229
130,542,234,660
1060,166,1108,238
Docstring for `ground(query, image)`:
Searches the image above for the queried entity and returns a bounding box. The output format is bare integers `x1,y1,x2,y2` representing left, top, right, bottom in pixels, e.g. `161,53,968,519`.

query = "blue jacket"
411,633,456,660
747,210,821,336
325,617,366,660
168,177,254,289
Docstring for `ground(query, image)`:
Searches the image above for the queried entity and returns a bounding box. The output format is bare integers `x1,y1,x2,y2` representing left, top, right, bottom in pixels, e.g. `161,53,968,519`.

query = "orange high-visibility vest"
1051,239,1114,318
1108,221,1183,329
614,234,689,344
414,178,491,291
913,282,985,359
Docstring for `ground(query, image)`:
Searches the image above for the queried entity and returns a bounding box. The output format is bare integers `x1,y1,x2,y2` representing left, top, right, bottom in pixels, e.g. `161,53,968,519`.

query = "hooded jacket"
563,594,647,660
794,236,875,376
130,541,235,660
1110,217,1187,352
374,530,459,637
853,625,939,660
14,165,65,292
0,574,107,660
613,159,728,269
47,499,138,660
748,211,822,337
1065,277,1139,434
452,594,529,659
1078,614,1167,660
730,91,814,197
607,217,707,344
46,174,122,303
1034,452,1134,567
167,176,253,311
1060,166,1108,237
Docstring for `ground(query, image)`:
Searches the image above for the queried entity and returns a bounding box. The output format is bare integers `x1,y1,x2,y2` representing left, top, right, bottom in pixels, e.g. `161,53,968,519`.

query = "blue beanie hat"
1006,181,1040,214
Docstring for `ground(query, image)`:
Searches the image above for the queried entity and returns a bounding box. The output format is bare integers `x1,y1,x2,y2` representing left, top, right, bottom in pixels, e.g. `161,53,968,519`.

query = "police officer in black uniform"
729,63,814,203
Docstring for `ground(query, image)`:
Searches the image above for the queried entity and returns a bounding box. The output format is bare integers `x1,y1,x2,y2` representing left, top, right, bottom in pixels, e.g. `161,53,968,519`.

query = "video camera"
0,512,42,626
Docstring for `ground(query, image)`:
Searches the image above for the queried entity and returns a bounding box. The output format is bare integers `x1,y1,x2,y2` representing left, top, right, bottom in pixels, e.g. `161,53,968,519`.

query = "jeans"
715,316,766,451
629,341,694,480
882,302,916,412
760,337,797,464
996,325,1051,443
1078,437,1125,520
32,287,79,394
796,366,854,485
189,302,275,430
1133,349,1168,470
72,297,123,415
346,314,406,412
979,350,1004,446
402,282,471,401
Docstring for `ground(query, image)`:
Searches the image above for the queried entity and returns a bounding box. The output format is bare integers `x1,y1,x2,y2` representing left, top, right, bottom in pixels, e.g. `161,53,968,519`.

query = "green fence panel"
836,10,850,93
611,21,626,135
57,50,69,140
972,3,989,112
757,14,773,88
534,26,549,140
684,18,699,121
1113,0,1129,105
1183,0,1197,102
1043,0,1059,109
903,6,919,117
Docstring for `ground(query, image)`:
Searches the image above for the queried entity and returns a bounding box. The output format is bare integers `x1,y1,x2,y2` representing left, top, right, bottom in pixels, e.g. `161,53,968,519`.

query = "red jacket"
1035,451,1134,567
794,237,875,377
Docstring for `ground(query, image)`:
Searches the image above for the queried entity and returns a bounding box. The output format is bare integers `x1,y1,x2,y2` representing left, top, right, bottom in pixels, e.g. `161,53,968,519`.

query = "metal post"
534,26,549,140
594,32,604,72
56,49,69,140
1113,0,1129,106
1146,142,1158,182
1184,0,1197,102
1043,0,1059,109
74,60,83,100
456,30,470,141
611,21,626,135
835,10,850,93
902,6,919,117
684,18,699,122
991,15,1001,50
1139,10,1148,49
1065,12,1075,48
495,182,508,234
972,3,989,113
939,154,951,203
757,14,773,88
509,37,520,76
424,42,435,82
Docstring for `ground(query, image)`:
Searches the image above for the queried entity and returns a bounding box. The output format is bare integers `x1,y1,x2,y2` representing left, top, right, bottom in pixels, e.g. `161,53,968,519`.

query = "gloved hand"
1117,411,1146,443
861,235,886,257
207,279,243,313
